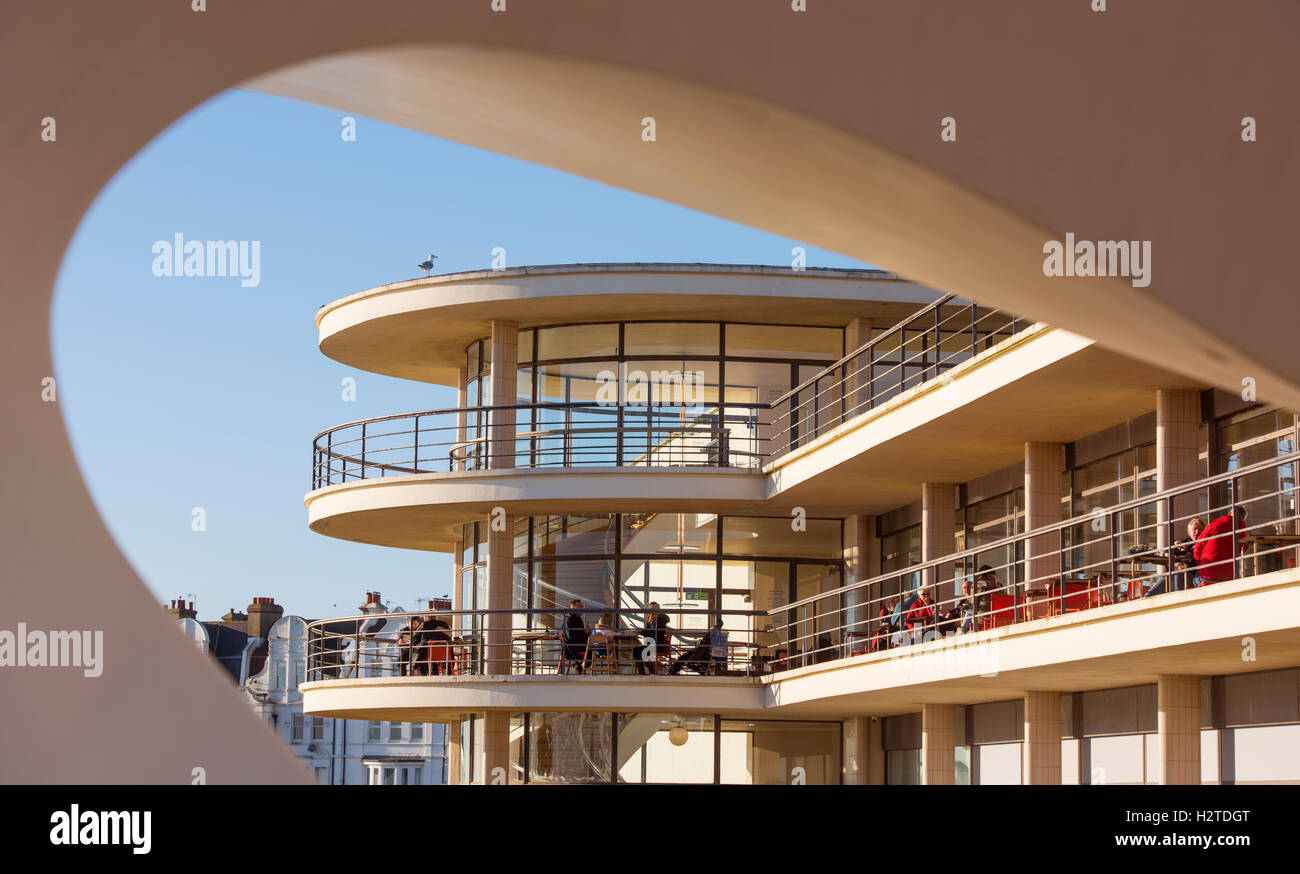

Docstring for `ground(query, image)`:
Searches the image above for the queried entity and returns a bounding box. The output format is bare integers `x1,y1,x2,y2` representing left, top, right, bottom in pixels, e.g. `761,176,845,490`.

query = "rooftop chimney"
359,591,386,614
164,597,197,621
246,596,283,639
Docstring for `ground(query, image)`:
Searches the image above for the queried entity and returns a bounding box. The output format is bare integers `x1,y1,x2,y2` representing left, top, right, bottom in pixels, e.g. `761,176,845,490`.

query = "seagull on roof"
418,254,438,276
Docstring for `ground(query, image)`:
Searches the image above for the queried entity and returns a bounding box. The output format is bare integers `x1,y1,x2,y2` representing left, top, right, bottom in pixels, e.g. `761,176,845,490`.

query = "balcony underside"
306,467,771,552
767,327,1204,515
302,674,768,722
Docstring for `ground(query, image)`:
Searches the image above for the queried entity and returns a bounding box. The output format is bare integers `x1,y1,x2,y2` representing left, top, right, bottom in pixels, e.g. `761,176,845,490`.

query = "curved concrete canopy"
306,467,773,552
4,1,1297,782
316,263,942,385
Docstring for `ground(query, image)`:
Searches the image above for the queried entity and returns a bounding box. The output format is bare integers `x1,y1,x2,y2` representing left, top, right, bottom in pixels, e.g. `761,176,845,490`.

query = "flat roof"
315,262,944,385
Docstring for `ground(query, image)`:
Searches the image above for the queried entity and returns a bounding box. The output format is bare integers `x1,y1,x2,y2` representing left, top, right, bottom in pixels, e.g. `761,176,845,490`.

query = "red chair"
1058,581,1096,614
427,643,453,675
979,594,1018,630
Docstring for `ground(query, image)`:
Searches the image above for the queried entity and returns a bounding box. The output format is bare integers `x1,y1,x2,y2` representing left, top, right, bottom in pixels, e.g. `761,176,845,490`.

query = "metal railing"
769,295,1025,457
306,607,772,682
312,402,768,488
768,451,1300,669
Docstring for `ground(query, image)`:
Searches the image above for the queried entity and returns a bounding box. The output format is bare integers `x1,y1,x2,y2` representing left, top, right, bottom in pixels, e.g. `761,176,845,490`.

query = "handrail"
774,448,1300,614
769,292,957,408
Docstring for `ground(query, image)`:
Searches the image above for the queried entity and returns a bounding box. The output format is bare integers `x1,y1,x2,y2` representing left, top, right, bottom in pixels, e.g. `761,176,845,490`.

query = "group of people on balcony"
867,506,1255,650
398,615,453,676
561,599,730,675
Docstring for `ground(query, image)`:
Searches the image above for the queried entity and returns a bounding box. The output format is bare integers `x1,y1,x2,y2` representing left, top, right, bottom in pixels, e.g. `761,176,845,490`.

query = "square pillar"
1023,691,1062,784
922,484,956,594
482,711,511,785
485,516,516,675
1157,389,1202,545
844,316,873,419
488,321,518,471
866,716,885,785
843,716,868,785
843,514,879,644
454,366,468,471
1024,443,1063,593
921,704,955,785
1158,675,1202,784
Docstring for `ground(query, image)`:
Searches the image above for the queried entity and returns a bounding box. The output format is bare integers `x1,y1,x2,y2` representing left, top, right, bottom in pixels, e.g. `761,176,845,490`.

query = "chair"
427,643,453,675
979,594,1018,631
584,638,618,675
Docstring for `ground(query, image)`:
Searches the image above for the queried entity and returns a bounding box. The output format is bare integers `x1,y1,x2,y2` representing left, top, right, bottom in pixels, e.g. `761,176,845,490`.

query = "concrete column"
1023,691,1062,784
447,721,462,785
1024,442,1064,594
454,365,468,471
843,716,868,785
866,715,885,785
452,537,463,613
489,322,518,471
844,316,873,419
843,514,880,645
485,515,515,675
922,483,956,595
1158,674,1202,784
1157,389,1202,545
482,711,511,785
921,704,955,784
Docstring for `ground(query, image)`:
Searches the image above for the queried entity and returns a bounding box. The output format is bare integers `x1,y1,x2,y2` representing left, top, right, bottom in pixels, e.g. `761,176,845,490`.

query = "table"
1249,534,1300,576
511,629,561,672
1115,554,1169,600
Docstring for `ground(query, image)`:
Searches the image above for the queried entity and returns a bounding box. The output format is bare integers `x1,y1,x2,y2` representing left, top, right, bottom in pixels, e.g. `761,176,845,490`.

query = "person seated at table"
1145,518,1205,597
415,616,453,675
635,603,671,675
877,597,901,648
905,588,936,641
1194,506,1250,585
399,615,420,676
667,621,728,675
584,615,617,671
813,632,836,663
955,578,977,633
562,599,589,674
973,565,998,617
937,584,968,636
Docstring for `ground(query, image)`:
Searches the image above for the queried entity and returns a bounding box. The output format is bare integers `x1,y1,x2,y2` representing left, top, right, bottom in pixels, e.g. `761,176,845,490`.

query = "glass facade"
505,712,841,784
461,513,842,664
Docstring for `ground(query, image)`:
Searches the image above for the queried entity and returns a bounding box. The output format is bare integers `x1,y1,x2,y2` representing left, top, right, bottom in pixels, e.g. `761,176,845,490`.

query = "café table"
1248,534,1300,576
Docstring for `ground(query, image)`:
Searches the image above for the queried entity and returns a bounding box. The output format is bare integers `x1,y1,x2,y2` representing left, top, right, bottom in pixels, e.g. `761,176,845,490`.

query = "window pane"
623,322,719,357
719,720,840,784
721,516,840,558
528,712,610,783
726,324,842,360
535,324,619,361
533,515,617,557
622,512,718,554
533,560,616,612
618,714,715,784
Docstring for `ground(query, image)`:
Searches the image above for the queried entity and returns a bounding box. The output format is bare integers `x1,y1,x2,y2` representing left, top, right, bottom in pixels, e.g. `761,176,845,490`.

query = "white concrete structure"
300,263,1300,786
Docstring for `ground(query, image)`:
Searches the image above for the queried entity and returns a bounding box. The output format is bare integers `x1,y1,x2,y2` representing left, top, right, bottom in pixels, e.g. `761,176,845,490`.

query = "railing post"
1109,510,1119,602
971,303,979,357
360,422,367,480
326,430,333,485
412,414,419,471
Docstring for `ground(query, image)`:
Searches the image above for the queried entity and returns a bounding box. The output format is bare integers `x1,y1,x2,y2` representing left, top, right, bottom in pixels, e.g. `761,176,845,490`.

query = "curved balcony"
312,402,767,489
307,402,773,550
301,454,1300,721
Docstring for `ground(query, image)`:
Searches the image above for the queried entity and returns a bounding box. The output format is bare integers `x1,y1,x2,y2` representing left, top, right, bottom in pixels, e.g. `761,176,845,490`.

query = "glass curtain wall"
468,322,844,467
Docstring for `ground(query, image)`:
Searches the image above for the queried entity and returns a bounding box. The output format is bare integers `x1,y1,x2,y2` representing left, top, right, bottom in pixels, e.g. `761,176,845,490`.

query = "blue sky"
51,89,870,620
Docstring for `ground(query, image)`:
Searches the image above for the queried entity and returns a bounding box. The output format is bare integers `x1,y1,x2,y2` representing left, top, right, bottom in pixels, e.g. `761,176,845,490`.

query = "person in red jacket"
1193,506,1249,584
905,588,935,638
